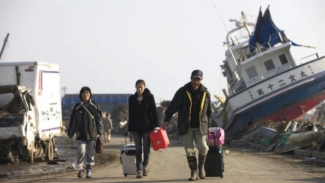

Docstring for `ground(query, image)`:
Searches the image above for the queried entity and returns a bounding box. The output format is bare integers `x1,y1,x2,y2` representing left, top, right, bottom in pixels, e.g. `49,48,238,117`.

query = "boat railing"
228,34,250,46
299,53,319,64
226,22,254,46
245,31,286,61
238,44,269,63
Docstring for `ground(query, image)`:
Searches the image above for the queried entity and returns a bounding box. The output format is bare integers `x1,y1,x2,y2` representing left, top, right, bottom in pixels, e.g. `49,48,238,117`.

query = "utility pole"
62,86,67,98
0,33,10,61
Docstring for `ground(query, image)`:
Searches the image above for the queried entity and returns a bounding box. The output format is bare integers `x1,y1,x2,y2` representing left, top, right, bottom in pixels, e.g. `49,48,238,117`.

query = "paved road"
4,134,325,183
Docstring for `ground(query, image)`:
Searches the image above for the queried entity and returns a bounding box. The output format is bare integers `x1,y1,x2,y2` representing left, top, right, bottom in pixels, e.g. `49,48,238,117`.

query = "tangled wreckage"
0,62,62,163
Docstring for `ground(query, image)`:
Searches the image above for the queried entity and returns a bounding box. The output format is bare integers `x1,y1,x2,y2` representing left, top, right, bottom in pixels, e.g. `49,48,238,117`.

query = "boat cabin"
240,42,296,87
222,9,298,95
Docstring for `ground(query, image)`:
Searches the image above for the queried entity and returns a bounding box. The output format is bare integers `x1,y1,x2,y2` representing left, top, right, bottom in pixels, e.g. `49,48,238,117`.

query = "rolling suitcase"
205,146,224,178
204,131,224,178
120,135,137,177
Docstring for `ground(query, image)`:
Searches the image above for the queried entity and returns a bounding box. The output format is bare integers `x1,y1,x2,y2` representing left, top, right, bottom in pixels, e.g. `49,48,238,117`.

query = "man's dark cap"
191,70,203,79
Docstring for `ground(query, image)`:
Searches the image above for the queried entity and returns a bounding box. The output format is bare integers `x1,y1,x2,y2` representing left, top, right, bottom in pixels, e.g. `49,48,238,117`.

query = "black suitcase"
204,146,224,178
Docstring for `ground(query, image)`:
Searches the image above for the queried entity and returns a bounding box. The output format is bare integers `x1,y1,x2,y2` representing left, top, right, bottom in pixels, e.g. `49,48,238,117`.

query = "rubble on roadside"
110,104,128,134
229,120,325,160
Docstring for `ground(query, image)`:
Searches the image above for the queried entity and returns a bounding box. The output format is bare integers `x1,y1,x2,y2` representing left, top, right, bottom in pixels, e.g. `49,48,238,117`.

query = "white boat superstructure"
216,7,325,140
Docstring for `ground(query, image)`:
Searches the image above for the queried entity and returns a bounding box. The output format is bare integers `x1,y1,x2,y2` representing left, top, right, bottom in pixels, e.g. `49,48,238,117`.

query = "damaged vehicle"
0,62,62,163
0,86,58,163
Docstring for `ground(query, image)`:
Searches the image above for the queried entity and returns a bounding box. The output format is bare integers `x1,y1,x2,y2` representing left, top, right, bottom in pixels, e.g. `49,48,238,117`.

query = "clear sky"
1,0,324,102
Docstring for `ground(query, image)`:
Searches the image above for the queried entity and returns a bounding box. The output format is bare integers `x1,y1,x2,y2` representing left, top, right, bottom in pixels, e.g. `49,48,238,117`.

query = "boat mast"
241,12,252,36
0,33,10,61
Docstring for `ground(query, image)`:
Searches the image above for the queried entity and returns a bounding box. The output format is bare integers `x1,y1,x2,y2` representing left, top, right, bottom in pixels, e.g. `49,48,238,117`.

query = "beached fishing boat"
215,7,325,140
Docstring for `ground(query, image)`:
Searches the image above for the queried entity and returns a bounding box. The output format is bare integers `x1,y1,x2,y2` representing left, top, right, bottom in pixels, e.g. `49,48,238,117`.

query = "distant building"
61,93,132,116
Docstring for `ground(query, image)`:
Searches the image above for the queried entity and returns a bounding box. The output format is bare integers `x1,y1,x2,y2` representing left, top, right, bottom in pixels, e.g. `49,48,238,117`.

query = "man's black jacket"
164,82,212,135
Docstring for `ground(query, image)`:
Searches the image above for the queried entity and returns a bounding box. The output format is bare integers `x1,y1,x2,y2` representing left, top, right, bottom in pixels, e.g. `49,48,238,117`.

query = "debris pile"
111,104,128,134
159,100,180,140
156,106,164,127
165,113,179,140
230,120,325,158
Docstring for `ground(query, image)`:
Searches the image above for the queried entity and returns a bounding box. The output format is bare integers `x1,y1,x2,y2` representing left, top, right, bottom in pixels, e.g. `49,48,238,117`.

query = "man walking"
103,112,113,143
162,70,212,181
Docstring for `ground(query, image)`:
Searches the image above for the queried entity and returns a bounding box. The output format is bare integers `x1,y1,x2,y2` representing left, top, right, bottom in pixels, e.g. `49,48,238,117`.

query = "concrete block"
312,151,325,160
258,126,278,142
294,149,312,157
230,140,248,146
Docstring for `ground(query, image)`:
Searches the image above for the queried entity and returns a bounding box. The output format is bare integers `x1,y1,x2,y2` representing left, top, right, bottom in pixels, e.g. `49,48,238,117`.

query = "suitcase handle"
124,134,128,153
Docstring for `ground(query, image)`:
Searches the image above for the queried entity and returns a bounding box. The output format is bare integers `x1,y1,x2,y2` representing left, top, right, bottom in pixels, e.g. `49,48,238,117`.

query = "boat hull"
225,70,325,140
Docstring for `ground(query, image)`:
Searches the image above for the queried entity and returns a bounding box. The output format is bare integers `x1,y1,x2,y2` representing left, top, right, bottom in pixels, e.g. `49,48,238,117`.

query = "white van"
0,61,62,163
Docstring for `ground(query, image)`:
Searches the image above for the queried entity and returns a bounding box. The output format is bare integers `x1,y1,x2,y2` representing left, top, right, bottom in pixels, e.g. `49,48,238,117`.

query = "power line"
0,33,10,61
209,0,228,33
243,0,253,22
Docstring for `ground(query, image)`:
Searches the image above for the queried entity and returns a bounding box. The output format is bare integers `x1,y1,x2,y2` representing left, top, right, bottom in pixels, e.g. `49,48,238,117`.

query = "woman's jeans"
132,132,150,172
72,140,96,170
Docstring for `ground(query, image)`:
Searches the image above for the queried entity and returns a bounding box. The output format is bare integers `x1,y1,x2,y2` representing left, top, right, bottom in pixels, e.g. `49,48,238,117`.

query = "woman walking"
128,79,159,178
67,86,103,178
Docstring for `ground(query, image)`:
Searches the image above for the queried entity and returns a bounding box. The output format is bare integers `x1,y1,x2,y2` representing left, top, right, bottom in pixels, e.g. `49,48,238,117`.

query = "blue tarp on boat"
249,7,300,53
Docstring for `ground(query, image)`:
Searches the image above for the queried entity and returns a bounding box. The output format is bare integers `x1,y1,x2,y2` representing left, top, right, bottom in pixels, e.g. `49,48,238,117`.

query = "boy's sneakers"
77,170,84,178
86,164,92,178
136,171,142,178
86,170,92,178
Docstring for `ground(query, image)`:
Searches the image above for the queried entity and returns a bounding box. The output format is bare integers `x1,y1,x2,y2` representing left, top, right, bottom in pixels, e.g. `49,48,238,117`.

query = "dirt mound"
111,104,128,124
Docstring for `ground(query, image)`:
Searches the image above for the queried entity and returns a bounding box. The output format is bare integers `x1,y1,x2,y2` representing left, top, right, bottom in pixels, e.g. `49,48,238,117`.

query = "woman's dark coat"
128,88,159,133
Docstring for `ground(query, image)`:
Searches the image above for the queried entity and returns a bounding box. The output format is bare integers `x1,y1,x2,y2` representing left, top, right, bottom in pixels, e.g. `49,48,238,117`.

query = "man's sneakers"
77,170,84,178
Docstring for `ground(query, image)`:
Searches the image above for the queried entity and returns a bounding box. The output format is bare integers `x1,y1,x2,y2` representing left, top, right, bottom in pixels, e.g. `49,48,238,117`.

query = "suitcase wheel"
124,174,127,177
221,174,223,178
